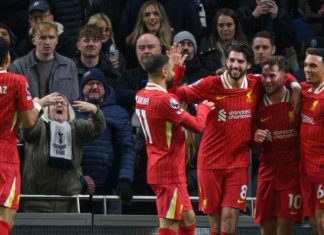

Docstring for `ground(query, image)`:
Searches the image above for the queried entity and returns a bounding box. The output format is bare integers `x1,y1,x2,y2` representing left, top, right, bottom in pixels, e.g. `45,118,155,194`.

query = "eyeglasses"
53,100,68,106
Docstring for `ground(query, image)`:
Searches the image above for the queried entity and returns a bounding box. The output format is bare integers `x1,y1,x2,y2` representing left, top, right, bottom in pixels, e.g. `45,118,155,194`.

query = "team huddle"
0,31,323,235
135,44,324,235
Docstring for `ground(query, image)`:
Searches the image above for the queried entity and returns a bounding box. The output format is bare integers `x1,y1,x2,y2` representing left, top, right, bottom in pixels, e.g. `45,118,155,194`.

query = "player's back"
0,71,33,163
135,85,187,185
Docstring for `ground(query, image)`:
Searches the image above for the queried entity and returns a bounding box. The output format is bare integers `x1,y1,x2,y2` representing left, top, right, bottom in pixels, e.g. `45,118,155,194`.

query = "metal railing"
20,194,256,215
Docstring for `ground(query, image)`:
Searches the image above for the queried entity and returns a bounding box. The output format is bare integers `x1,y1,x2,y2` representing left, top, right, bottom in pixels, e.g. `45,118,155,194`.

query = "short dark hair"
143,54,169,75
262,56,288,73
252,31,275,47
0,37,9,67
225,41,254,64
306,47,324,62
78,24,102,41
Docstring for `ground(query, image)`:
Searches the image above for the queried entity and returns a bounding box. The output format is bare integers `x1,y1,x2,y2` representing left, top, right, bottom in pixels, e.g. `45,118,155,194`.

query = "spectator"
117,33,162,114
173,31,210,84
17,0,76,58
251,31,276,74
89,0,128,50
122,0,202,44
87,13,126,73
9,22,79,102
124,0,172,68
250,31,304,81
236,0,297,56
199,0,246,37
75,24,120,89
77,68,135,213
199,8,247,75
46,0,92,43
0,22,18,61
22,94,106,213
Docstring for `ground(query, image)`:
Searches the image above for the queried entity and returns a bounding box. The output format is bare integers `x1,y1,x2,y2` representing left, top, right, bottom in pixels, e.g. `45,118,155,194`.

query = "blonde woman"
125,0,172,68
87,13,125,72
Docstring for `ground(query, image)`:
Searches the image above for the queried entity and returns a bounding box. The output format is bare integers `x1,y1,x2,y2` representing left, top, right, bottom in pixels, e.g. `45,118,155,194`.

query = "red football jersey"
300,82,324,174
0,71,34,163
255,89,300,181
175,72,263,169
135,83,210,184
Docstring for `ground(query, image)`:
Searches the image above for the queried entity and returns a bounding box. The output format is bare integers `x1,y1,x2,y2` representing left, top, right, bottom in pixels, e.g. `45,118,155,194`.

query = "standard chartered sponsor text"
272,129,297,140
228,109,251,119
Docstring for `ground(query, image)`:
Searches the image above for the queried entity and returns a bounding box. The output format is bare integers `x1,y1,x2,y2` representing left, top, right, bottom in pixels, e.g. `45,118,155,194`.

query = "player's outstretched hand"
202,100,215,110
254,129,272,143
167,43,187,67
73,101,98,114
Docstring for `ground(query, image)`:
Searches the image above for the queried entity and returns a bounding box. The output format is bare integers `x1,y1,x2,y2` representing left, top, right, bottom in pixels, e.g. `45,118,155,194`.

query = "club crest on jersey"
246,90,253,103
311,100,319,112
170,98,180,110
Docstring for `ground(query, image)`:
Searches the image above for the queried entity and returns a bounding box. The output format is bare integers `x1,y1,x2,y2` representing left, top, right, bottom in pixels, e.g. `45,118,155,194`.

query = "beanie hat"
173,31,197,53
80,68,107,90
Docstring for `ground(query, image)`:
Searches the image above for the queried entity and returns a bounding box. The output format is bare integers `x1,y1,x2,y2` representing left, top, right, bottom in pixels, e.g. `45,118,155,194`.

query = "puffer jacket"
77,77,135,194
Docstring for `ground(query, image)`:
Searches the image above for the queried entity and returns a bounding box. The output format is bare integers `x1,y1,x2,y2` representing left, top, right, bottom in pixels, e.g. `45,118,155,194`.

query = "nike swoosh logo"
260,117,270,122
237,199,245,204
320,199,324,204
290,211,298,215
216,95,226,100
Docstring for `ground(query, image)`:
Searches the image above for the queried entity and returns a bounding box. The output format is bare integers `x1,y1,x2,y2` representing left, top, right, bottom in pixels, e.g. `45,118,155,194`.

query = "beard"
227,67,247,81
86,92,103,105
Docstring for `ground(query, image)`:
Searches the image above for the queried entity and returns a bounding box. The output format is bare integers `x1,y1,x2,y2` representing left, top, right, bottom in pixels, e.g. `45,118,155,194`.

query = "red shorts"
0,162,21,210
151,183,192,220
300,168,324,217
198,168,248,214
254,165,302,223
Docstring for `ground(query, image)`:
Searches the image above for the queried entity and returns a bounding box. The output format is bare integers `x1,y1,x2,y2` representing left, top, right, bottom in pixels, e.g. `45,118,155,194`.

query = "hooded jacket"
77,75,135,194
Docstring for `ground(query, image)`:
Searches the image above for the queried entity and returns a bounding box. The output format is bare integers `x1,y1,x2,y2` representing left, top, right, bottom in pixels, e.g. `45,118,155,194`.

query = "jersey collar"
145,82,168,93
263,87,290,106
220,71,248,89
307,81,324,94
